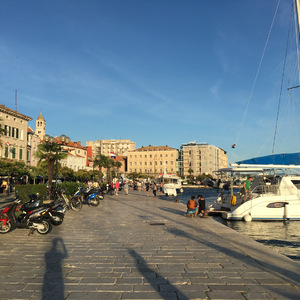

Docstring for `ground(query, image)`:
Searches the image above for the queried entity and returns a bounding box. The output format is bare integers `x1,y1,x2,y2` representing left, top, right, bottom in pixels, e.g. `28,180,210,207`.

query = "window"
12,148,16,159
5,146,8,157
19,149,23,160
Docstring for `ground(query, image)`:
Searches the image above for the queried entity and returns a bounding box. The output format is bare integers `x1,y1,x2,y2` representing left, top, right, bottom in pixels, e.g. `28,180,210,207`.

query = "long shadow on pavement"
128,249,189,300
119,200,300,299
42,237,68,300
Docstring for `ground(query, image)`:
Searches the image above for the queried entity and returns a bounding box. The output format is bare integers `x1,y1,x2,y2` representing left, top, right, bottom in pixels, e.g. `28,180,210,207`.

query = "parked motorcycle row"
0,186,105,235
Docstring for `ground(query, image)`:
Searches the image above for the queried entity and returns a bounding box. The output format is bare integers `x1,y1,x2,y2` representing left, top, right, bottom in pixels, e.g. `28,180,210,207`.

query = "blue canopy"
235,153,300,166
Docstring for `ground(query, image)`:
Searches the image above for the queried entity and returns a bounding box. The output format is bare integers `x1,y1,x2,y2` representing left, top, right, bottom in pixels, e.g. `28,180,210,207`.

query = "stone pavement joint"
0,190,299,299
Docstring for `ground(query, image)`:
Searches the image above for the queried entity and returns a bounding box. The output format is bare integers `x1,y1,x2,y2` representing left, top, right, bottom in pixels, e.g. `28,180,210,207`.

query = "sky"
1,0,300,164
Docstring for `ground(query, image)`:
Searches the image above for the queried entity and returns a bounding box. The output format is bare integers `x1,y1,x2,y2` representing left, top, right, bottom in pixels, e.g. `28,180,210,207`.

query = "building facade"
127,145,179,177
179,142,228,178
0,105,32,164
59,140,87,172
27,127,41,167
86,139,135,159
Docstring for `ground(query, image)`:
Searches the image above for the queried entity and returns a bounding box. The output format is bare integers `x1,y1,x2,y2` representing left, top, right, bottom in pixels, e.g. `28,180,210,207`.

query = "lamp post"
43,134,70,189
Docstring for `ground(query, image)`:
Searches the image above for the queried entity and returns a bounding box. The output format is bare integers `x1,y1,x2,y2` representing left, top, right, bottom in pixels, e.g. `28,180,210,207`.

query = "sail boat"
209,0,300,221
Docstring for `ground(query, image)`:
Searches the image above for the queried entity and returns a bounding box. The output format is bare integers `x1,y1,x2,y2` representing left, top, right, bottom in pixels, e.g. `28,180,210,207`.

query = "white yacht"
209,163,300,221
156,173,183,197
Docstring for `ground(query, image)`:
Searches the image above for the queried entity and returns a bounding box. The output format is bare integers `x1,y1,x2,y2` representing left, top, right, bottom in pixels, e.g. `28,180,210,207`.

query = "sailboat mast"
296,0,300,41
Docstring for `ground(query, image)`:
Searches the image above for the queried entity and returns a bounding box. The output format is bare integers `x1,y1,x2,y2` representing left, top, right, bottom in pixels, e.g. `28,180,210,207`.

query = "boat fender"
284,203,290,220
230,195,236,206
244,214,252,222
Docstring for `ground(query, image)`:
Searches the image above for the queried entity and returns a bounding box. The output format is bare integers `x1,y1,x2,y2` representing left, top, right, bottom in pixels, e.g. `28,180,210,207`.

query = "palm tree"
35,143,67,193
104,158,115,183
114,161,122,177
187,168,194,181
93,154,108,182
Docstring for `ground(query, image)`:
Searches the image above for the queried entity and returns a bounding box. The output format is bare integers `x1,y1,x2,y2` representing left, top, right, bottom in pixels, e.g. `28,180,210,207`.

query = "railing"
252,184,279,195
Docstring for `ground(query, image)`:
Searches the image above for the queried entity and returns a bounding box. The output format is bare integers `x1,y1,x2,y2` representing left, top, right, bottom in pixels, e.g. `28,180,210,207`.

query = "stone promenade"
0,190,300,300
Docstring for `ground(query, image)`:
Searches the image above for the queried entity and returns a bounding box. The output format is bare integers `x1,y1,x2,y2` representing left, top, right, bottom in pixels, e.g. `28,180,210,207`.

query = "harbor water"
177,187,300,262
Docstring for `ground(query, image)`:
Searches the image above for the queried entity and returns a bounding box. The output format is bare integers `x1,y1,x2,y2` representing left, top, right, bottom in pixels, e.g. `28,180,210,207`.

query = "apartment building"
0,105,33,164
86,139,135,158
127,145,179,177
179,142,228,178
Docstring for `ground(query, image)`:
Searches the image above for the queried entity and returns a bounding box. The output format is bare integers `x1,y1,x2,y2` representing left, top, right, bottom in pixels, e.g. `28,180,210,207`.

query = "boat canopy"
234,153,300,166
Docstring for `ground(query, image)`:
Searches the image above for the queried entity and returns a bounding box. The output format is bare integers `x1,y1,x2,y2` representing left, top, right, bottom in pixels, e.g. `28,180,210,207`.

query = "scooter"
73,187,100,207
0,197,52,235
26,194,65,226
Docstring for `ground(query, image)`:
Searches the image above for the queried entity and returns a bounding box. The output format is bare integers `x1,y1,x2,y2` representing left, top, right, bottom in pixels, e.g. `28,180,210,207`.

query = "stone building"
127,145,179,177
179,142,228,178
86,139,135,159
0,105,32,164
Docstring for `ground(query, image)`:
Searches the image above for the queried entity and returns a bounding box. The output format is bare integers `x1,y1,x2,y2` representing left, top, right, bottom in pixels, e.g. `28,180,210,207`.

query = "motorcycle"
51,189,82,212
73,187,101,207
0,197,52,235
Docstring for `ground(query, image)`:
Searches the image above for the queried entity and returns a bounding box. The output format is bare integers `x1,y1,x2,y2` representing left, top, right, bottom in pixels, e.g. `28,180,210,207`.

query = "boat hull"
221,195,300,221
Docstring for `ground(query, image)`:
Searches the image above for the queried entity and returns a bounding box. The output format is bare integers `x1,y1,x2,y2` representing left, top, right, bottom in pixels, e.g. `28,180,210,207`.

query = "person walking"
160,181,163,194
152,182,157,197
115,181,120,195
145,181,150,197
1,179,8,195
124,181,129,195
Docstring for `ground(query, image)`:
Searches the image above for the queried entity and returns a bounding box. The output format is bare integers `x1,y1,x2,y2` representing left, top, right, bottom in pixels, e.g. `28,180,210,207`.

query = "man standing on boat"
242,176,253,203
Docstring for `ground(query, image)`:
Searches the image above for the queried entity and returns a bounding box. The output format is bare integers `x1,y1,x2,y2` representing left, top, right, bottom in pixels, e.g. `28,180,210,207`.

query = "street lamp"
44,134,70,189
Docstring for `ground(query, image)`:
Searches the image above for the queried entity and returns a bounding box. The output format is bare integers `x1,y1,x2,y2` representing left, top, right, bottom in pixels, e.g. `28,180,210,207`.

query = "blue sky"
1,0,299,164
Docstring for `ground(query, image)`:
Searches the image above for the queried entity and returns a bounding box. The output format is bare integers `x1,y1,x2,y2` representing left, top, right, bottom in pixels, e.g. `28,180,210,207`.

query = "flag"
6,142,11,146
110,152,116,158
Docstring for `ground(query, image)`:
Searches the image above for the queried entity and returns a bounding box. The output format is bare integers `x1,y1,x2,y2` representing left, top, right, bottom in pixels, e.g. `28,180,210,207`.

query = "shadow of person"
42,238,68,300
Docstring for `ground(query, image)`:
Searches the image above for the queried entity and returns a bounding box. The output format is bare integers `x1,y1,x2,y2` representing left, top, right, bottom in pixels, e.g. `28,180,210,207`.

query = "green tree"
60,166,74,181
35,142,67,192
0,158,31,192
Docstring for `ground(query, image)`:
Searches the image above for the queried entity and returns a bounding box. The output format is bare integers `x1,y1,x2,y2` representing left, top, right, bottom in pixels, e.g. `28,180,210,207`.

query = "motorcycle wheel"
90,198,100,207
51,215,64,226
36,220,52,234
70,198,82,211
0,220,11,234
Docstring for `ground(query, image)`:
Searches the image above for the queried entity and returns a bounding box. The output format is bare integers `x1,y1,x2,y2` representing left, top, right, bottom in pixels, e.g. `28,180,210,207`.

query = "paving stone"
0,191,299,300
206,291,245,299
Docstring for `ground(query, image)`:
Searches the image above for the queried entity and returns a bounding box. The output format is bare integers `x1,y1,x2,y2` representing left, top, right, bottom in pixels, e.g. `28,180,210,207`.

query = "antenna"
15,90,17,111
